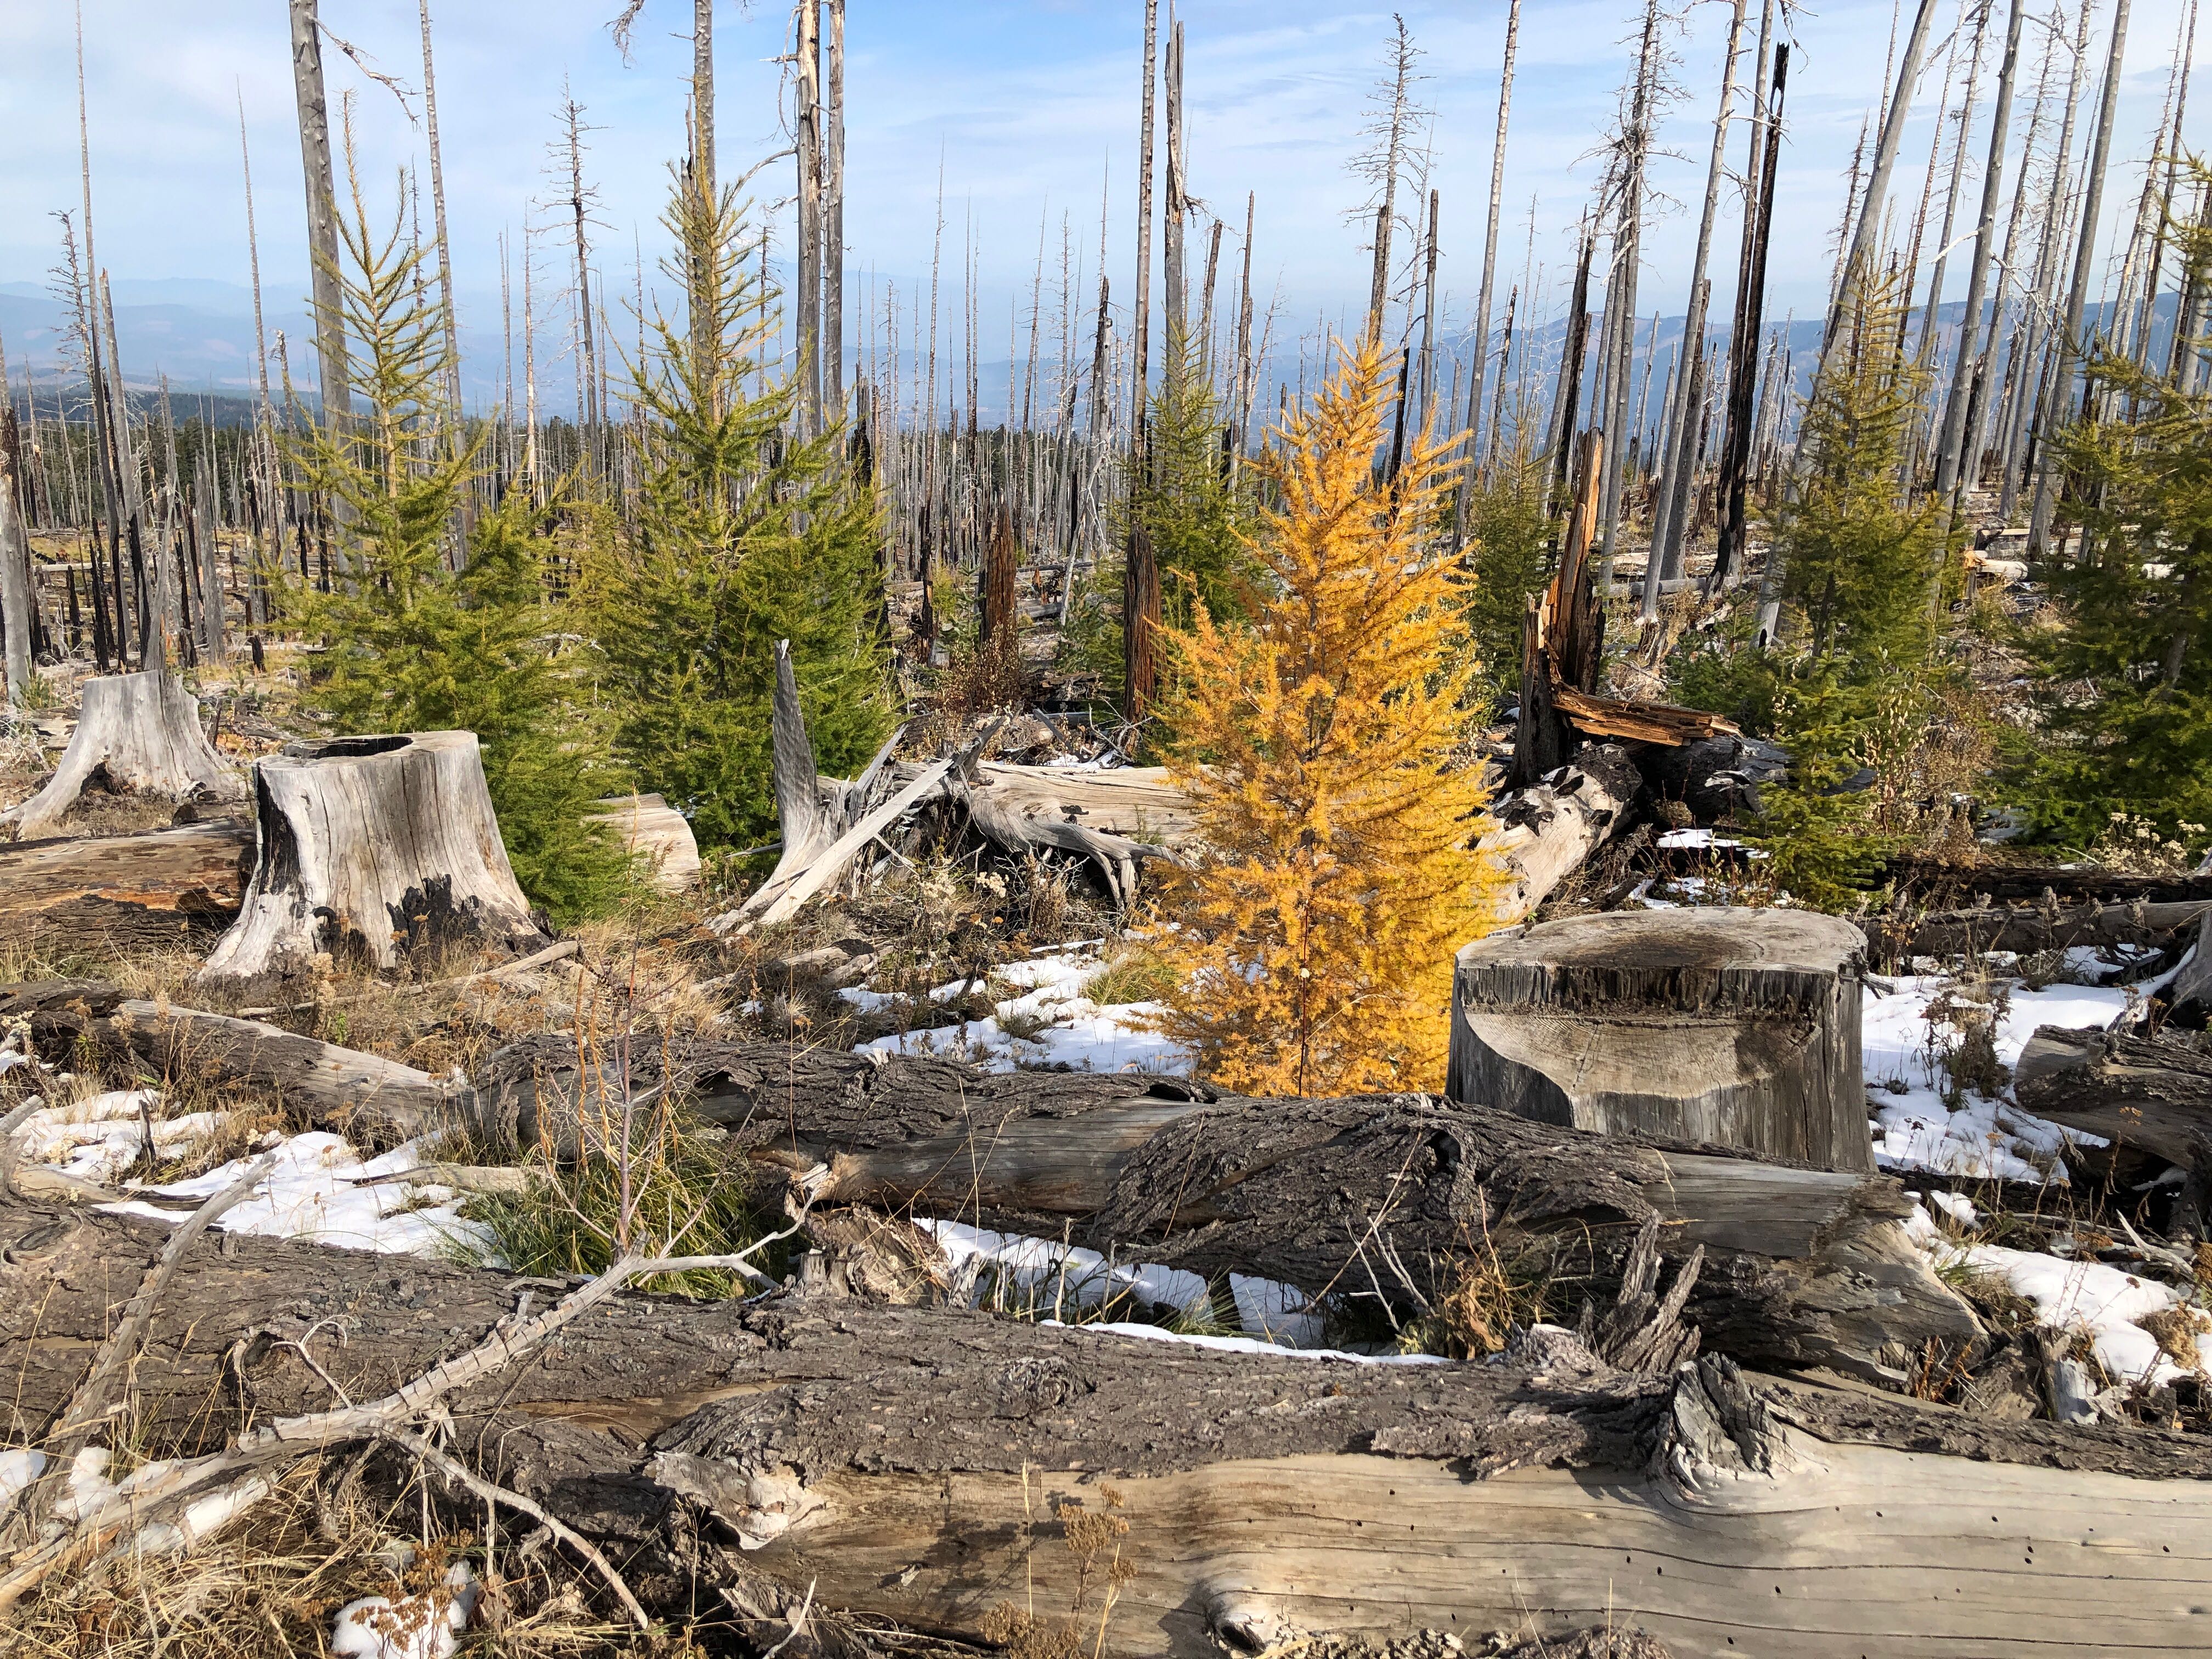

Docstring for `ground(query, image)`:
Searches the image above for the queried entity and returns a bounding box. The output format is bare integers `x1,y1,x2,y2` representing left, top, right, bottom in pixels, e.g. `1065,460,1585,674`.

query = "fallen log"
2013,1024,2212,1167
4,1201,2210,1658
96,1000,477,1144
0,817,251,948
1449,909,1873,1173
0,670,243,842
195,731,550,991
1865,898,2212,964
1885,857,2212,906
1477,744,1641,921
480,1038,1969,1378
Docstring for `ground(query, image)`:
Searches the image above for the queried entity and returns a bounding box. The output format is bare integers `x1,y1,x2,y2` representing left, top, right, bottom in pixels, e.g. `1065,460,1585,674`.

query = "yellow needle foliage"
1147,336,1507,1096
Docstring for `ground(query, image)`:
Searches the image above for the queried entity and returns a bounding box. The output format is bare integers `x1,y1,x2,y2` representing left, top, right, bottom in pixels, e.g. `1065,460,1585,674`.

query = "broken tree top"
1449,908,1871,1172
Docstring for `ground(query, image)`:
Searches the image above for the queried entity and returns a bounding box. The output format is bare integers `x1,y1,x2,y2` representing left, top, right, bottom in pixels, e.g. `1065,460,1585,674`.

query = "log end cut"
1449,909,1872,1172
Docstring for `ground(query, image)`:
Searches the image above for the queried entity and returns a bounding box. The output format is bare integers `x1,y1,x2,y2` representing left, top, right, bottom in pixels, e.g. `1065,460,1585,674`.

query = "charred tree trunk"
194,731,548,992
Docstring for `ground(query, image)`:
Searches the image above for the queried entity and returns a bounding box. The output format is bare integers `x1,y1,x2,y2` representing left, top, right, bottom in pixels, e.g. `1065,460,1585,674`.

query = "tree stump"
1448,909,1871,1172
0,670,242,842
590,793,701,891
194,731,549,991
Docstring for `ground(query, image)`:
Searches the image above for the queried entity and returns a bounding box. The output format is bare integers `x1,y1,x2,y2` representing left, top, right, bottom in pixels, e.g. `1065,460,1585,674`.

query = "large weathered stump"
194,731,549,991
1448,909,1870,1172
0,670,241,842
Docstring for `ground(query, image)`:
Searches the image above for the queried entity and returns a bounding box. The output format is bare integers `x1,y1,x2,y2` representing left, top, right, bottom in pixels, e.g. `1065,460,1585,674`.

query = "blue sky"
0,0,2199,401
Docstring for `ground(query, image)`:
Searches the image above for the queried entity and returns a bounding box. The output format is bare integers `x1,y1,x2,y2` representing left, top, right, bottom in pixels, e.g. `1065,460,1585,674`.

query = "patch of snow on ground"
1047,1319,1447,1364
0,1449,43,1521
926,1218,1210,1319
1903,1202,2212,1386
331,1563,479,1659
926,1217,1344,1349
1863,974,2128,1183
100,1133,494,1257
12,1089,231,1186
854,949,1190,1074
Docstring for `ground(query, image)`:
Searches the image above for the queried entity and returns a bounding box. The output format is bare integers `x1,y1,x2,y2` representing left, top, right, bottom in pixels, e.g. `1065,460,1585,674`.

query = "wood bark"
3,1204,2203,1657
1450,909,1873,1173
1458,0,1520,515
1867,897,2212,963
1479,744,1641,921
0,670,242,842
795,0,822,436
473,1039,1970,1378
2014,1024,2212,1167
194,731,548,991
0,819,250,949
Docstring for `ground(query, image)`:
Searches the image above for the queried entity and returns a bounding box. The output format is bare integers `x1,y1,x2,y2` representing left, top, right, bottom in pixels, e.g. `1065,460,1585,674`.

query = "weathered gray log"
3,1201,2208,1658
2014,1023,2212,1167
482,1037,1968,1378
0,671,243,842
588,793,700,891
100,1000,478,1143
0,818,251,948
1866,897,2212,964
1449,910,1871,1173
195,731,549,991
1478,744,1642,921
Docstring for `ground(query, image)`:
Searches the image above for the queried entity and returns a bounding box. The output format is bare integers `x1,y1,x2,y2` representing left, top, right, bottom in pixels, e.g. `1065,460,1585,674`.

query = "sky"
0,0,2201,408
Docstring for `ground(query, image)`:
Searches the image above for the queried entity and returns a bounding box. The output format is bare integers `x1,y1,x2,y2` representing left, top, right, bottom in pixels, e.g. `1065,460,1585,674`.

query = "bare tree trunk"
558,91,601,472
1233,190,1255,462
1458,0,1520,534
2000,0,2092,517
1714,44,1788,590
1163,18,1186,347
795,0,822,437
1936,0,2025,498
825,0,846,422
1415,190,1440,436
287,0,352,429
2029,0,2131,556
1364,18,1418,338
418,0,463,415
1645,0,1748,616
0,418,29,706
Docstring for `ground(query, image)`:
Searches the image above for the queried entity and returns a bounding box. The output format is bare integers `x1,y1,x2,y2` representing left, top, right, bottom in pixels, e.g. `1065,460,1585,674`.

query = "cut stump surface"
1450,909,1871,1172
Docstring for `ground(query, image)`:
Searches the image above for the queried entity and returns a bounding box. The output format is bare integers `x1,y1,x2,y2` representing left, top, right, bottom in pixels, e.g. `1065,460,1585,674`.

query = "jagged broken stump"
1449,909,1871,1172
194,731,549,991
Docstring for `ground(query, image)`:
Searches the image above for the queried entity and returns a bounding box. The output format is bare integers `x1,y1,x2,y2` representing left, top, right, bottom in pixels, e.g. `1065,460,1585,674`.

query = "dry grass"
4,1458,644,1659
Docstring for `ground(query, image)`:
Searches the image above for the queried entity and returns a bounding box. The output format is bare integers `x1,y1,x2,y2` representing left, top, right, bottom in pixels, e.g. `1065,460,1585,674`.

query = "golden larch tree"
1148,336,1507,1095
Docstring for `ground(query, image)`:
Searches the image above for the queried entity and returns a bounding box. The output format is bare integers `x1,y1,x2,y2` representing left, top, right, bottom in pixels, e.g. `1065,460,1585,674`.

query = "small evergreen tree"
1457,438,1553,708
586,163,892,853
2024,167,2212,841
285,170,629,923
1766,266,1950,664
1132,323,1257,631
1147,337,1507,1095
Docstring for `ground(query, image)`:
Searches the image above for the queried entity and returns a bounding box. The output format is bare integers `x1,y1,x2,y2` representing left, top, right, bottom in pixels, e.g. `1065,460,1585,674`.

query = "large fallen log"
2014,1023,2212,1167
0,669,243,842
477,1037,1968,1378
5,1201,2210,1658
64,1003,1970,1380
195,731,550,991
1449,909,1873,1173
0,817,251,948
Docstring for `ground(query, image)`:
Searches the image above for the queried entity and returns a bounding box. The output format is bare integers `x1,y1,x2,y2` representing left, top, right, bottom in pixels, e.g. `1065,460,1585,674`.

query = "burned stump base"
194,731,548,994
0,670,241,842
